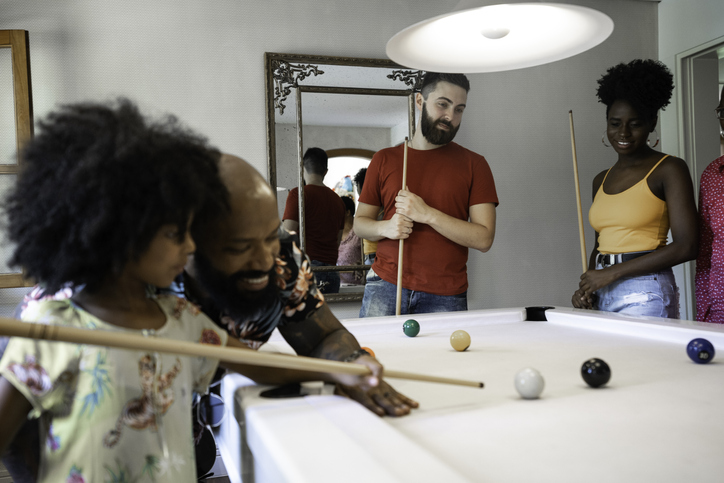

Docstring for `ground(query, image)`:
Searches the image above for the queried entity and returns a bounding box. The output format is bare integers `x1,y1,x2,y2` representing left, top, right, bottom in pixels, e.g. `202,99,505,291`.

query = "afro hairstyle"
5,98,227,292
596,59,674,121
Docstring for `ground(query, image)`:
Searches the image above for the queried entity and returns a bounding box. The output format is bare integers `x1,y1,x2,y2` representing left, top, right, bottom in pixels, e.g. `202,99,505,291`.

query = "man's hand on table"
332,354,419,417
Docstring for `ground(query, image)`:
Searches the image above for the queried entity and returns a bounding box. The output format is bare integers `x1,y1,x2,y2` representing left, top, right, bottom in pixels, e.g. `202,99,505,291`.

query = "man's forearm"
426,209,495,252
307,326,361,361
354,216,386,241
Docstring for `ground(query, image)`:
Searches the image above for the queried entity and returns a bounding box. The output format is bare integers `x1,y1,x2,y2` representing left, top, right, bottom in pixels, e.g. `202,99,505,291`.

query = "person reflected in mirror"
282,147,346,294
337,196,363,285
572,59,698,318
354,167,381,267
695,85,724,323
354,73,499,317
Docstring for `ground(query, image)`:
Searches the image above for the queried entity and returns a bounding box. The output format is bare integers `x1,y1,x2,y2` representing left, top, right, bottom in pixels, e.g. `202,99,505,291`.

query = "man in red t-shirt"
355,73,499,316
283,147,346,293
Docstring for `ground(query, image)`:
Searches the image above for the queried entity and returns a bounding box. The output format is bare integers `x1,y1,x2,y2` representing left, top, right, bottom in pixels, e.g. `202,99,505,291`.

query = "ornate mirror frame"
264,52,423,302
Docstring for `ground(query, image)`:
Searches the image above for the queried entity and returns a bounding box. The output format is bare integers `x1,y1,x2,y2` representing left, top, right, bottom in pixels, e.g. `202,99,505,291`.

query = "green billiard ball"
403,319,420,337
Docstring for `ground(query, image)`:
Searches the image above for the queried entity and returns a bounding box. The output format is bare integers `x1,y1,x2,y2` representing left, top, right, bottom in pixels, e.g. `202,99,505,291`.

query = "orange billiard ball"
361,346,375,358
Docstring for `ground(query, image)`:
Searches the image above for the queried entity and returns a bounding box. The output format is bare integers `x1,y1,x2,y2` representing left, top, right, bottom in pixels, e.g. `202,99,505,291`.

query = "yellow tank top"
363,238,378,255
589,155,670,254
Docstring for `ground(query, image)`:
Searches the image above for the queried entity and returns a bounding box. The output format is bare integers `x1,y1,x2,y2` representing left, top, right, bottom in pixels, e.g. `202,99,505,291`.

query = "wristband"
343,348,371,362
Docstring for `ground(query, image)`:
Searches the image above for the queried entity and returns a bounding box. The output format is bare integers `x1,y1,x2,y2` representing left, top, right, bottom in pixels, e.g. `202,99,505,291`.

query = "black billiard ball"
686,338,715,364
581,358,611,388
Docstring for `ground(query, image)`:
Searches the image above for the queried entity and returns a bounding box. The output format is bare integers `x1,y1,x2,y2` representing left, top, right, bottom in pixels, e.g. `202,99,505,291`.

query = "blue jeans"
593,266,679,318
359,266,467,317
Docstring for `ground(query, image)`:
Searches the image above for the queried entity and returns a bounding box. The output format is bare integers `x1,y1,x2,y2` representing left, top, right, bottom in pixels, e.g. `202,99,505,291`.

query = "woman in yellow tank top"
572,59,698,318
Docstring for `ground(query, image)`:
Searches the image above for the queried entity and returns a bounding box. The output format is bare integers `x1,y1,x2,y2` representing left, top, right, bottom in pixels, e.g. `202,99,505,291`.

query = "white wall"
2,0,705,316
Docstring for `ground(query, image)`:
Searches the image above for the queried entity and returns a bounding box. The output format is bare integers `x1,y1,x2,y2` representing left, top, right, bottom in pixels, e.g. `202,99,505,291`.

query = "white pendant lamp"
386,2,614,73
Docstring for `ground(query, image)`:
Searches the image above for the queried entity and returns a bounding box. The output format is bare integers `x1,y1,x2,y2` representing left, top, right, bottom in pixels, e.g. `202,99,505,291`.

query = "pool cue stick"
395,138,409,316
0,317,484,389
569,110,588,272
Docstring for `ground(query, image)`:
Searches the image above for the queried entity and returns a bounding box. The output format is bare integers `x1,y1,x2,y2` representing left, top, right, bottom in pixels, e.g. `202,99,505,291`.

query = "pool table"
216,307,724,483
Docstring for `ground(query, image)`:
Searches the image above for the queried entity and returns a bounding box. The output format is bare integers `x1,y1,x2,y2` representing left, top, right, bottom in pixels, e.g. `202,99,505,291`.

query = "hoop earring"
720,126,724,139
647,129,659,148
601,130,610,148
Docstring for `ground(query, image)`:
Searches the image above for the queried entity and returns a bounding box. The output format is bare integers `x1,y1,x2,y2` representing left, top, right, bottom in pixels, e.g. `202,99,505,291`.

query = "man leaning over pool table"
1,153,418,483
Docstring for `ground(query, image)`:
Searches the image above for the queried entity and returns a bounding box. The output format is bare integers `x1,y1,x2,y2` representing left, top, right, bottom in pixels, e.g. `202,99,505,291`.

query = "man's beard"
192,252,281,320
420,103,460,145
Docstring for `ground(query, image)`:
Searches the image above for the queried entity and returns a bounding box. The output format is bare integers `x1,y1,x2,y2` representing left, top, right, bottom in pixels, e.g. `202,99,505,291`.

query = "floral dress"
0,295,227,483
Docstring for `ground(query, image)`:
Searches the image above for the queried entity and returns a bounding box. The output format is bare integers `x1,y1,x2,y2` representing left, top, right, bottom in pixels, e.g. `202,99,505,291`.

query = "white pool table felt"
222,308,724,483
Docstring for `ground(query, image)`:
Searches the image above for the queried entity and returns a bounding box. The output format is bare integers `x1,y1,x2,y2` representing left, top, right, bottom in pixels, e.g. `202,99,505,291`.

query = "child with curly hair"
572,59,698,318
0,99,252,482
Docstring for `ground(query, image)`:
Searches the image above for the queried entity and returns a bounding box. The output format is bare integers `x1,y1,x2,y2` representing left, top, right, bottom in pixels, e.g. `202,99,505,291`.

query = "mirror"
265,53,423,302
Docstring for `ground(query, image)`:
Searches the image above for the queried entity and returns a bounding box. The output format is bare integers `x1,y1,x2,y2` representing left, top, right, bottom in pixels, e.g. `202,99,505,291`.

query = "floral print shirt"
696,155,724,323
166,228,326,349
0,295,227,483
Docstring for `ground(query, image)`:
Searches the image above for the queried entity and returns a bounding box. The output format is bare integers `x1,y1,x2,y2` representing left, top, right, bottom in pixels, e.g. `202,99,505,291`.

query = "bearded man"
354,72,499,316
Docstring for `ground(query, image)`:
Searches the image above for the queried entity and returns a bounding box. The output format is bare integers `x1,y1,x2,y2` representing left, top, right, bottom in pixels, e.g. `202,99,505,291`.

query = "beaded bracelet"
343,348,371,362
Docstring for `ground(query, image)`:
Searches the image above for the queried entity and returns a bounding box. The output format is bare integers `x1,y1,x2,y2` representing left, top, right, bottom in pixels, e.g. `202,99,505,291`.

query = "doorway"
676,35,724,320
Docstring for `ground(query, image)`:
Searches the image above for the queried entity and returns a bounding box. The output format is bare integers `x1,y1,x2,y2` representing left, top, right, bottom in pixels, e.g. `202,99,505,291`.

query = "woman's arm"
0,377,32,455
572,170,606,308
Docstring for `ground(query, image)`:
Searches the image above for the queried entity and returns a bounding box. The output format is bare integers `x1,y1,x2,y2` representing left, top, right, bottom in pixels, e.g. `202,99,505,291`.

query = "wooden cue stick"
0,317,483,389
569,110,588,272
395,138,409,316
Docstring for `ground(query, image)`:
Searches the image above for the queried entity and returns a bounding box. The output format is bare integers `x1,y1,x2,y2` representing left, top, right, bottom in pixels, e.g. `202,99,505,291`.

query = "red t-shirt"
283,185,345,265
359,142,498,295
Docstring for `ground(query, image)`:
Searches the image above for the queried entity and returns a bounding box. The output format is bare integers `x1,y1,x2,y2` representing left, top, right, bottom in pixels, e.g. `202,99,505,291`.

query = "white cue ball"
514,367,545,399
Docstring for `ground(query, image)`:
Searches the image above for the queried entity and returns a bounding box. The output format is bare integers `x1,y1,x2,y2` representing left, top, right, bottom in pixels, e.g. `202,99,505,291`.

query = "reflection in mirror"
326,151,373,293
265,53,423,302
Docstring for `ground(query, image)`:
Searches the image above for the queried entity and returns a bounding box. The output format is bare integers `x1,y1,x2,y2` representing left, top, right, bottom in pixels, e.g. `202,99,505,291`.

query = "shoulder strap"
599,167,613,187
644,154,670,179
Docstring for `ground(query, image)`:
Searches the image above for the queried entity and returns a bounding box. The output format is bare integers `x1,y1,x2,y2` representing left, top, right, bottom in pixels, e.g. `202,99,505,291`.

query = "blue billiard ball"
686,338,715,364
403,319,420,337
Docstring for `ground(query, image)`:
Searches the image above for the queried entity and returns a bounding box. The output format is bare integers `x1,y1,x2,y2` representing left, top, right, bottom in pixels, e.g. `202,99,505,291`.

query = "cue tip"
479,382,484,388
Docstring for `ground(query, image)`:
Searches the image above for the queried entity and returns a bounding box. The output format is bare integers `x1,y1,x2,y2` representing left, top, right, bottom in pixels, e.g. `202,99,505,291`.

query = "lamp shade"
386,2,614,73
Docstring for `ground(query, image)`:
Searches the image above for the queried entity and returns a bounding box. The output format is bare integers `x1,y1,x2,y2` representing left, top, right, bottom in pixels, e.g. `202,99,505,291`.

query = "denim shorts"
359,266,467,317
593,266,679,319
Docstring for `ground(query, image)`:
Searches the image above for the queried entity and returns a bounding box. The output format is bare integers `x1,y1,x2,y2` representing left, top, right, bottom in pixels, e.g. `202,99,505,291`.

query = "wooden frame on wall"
0,30,34,288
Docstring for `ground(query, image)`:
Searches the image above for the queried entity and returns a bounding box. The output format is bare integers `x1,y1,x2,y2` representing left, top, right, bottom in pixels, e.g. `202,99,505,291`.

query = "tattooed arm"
276,303,418,417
